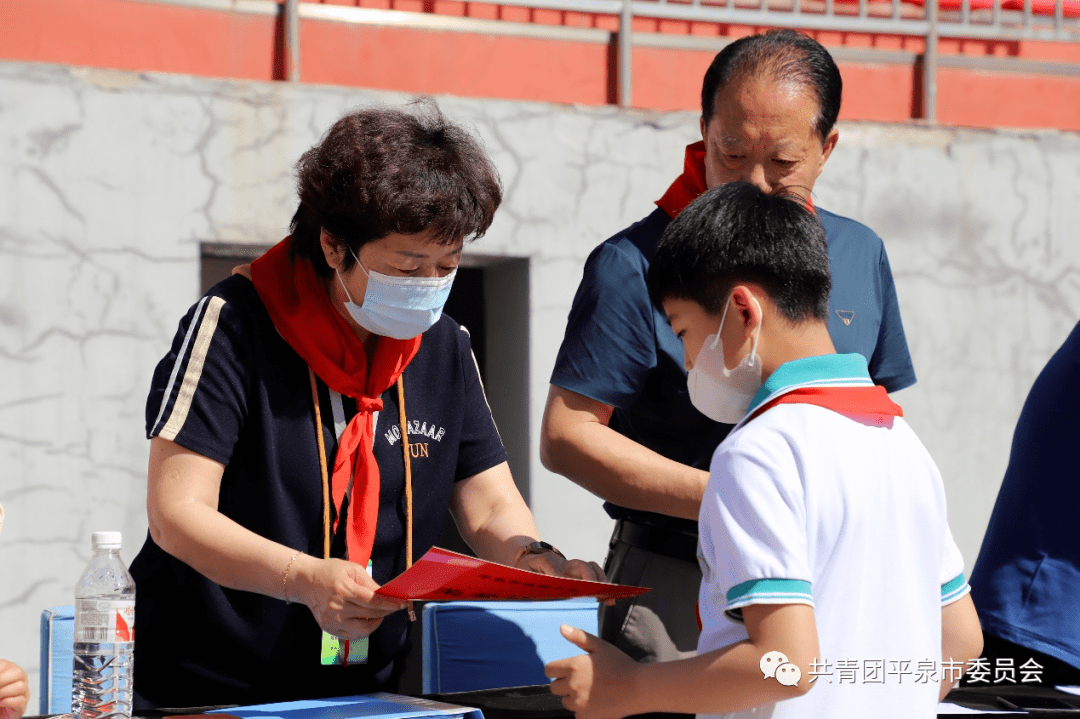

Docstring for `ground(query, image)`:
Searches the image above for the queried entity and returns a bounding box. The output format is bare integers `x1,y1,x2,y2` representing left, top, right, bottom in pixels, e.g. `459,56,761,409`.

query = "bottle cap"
91,531,122,549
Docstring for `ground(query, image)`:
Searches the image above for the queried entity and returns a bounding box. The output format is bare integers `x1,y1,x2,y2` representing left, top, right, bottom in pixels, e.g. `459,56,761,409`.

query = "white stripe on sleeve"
158,296,227,441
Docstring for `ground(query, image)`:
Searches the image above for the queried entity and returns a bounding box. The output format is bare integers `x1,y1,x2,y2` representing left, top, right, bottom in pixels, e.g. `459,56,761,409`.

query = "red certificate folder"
375,547,651,602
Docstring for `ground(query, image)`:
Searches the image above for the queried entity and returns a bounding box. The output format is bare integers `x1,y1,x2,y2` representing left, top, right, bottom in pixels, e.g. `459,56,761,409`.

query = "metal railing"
420,0,1079,119
278,0,1079,121
453,0,1078,41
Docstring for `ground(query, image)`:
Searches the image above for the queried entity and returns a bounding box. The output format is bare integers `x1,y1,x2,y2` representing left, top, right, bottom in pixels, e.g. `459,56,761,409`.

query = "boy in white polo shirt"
546,182,983,719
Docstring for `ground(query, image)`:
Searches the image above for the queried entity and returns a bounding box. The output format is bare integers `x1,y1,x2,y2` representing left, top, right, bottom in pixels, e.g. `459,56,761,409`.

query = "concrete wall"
2,59,1078,702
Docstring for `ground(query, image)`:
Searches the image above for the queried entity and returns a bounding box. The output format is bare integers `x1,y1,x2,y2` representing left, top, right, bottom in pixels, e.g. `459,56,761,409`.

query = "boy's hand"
546,625,640,719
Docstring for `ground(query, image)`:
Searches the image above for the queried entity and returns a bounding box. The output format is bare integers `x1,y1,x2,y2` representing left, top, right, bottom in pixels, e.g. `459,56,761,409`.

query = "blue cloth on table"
210,693,483,719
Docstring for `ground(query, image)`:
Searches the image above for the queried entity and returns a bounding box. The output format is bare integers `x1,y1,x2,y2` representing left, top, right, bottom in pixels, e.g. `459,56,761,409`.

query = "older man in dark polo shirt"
540,29,917,664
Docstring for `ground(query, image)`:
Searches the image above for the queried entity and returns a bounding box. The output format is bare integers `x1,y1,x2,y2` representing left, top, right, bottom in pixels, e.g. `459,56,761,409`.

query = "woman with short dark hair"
289,102,502,279
130,102,602,709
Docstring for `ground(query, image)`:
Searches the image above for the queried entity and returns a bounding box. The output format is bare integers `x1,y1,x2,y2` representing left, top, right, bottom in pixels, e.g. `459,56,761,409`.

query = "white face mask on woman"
687,295,763,424
337,250,457,340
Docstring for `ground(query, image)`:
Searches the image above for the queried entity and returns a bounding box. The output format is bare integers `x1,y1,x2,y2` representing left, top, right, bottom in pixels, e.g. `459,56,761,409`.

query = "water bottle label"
75,599,135,643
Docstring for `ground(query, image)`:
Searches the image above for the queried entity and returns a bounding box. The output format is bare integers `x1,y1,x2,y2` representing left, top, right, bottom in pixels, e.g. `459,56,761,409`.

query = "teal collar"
746,353,873,416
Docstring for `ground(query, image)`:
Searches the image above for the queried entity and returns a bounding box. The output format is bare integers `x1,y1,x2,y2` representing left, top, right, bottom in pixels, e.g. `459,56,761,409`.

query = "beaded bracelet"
282,551,300,605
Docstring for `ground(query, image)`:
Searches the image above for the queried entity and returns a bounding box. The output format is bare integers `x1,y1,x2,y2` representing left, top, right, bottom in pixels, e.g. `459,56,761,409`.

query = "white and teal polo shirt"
697,353,969,719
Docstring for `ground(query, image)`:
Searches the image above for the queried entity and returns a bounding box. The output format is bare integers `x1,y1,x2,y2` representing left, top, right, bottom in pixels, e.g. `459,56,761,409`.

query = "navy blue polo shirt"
131,274,506,708
969,320,1080,671
550,206,916,531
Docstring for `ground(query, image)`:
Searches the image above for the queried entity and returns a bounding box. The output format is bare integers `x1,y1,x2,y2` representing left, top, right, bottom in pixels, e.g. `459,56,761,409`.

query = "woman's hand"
290,557,406,641
515,550,613,606
515,550,606,583
146,440,407,639
451,462,614,601
0,660,30,719
452,463,605,581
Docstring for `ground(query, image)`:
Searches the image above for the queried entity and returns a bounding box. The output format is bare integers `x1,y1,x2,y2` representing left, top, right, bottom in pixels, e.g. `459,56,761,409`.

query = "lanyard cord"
395,375,416,622
309,366,332,560
307,367,421,660
395,375,414,570
308,368,415,584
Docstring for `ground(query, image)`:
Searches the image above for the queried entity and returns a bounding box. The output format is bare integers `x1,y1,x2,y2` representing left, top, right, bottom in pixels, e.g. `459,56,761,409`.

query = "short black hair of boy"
647,182,832,323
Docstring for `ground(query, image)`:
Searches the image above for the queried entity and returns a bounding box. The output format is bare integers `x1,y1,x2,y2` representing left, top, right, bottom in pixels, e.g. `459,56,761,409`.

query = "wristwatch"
514,540,566,566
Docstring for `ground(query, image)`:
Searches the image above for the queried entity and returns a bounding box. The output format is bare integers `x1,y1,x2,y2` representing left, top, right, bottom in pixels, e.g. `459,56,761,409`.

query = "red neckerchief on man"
656,141,816,218
250,237,422,568
656,141,710,218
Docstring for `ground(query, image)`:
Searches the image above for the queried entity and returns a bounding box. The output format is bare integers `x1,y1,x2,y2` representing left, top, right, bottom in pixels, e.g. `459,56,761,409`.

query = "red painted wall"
1,0,1077,130
1,0,283,80
300,21,612,105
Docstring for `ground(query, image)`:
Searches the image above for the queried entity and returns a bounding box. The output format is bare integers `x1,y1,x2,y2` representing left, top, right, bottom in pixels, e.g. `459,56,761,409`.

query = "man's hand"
0,660,29,719
546,625,641,719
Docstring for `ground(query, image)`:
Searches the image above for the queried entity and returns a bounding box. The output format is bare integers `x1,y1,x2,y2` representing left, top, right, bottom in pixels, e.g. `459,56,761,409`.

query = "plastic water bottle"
72,531,135,719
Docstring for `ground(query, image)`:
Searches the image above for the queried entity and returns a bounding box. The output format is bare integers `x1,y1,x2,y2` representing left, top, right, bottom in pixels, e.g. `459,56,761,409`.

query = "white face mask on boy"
687,295,763,425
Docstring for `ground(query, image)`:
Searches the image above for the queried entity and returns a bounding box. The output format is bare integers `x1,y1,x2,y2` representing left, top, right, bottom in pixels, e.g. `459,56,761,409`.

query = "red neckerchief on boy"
250,237,422,569
693,383,901,633
749,385,903,425
655,141,816,218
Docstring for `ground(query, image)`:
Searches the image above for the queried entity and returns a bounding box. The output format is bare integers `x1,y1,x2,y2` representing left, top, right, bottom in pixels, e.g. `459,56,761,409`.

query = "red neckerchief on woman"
251,237,421,568
655,141,815,218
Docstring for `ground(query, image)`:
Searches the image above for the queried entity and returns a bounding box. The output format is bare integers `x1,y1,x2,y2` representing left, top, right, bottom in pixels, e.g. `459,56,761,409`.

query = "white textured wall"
2,60,1079,704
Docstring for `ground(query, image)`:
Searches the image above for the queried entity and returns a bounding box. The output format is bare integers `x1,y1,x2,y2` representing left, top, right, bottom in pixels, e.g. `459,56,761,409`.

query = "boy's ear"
729,285,764,337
